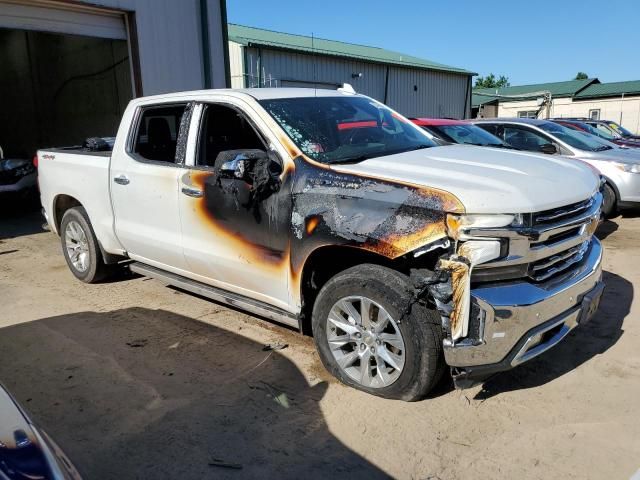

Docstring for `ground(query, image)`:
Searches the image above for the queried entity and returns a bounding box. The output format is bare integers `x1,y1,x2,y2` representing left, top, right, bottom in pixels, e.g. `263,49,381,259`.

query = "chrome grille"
533,197,594,224
469,193,602,284
528,241,590,282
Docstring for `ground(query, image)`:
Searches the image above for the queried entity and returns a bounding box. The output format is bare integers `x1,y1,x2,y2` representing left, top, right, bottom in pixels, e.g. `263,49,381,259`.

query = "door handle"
181,187,204,198
113,175,130,185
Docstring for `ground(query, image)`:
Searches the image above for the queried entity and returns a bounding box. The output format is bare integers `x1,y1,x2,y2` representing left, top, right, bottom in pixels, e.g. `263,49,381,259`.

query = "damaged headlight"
446,213,523,239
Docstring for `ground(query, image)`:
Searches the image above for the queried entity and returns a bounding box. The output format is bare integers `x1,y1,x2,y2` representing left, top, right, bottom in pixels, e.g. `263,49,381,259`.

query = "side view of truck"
38,88,604,401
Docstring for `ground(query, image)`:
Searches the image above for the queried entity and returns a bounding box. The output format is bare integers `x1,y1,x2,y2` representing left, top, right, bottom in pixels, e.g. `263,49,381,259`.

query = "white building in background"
473,79,640,134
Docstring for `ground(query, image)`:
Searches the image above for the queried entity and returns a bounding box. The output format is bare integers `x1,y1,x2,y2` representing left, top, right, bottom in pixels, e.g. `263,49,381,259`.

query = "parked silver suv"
473,118,640,216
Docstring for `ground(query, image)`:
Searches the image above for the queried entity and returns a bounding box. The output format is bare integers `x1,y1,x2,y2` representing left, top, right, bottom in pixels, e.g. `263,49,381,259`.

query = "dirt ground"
1,205,639,480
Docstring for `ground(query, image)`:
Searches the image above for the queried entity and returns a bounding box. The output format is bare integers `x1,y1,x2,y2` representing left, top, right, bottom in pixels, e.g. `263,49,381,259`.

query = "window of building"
589,109,601,120
517,111,538,119
132,104,187,163
197,104,266,168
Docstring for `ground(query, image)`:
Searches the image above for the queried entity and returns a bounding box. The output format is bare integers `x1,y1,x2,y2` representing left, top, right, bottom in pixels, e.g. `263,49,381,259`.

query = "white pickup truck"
38,88,604,400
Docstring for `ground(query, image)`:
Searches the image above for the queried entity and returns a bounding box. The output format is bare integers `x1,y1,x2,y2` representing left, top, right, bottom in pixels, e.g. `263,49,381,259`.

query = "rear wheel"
60,207,110,283
601,183,617,218
312,264,444,401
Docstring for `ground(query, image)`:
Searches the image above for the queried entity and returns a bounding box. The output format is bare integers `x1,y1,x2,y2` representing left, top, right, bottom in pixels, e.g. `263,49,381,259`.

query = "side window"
503,126,550,152
197,104,266,168
478,124,502,139
133,104,187,163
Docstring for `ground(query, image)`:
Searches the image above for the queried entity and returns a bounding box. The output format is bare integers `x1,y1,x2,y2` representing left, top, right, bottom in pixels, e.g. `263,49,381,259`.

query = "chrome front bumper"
445,237,603,384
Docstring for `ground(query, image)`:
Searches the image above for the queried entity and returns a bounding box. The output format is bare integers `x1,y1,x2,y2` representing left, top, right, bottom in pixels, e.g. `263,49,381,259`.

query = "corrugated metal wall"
387,68,470,118
229,40,245,88
82,0,228,94
235,45,470,118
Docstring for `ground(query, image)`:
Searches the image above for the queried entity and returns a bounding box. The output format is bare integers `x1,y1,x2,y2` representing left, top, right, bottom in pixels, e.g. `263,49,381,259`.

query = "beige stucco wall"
494,96,640,134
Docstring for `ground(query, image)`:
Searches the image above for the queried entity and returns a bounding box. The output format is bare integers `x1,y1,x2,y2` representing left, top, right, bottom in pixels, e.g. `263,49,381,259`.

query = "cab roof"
131,87,358,105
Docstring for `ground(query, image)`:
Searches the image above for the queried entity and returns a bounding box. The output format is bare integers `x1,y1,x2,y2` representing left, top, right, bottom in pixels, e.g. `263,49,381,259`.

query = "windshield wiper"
325,155,372,165
487,143,520,150
593,145,613,151
326,144,432,165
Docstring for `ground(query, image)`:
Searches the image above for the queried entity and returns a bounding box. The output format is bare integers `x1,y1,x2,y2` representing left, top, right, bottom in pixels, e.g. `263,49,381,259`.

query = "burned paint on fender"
185,150,464,310
288,158,464,305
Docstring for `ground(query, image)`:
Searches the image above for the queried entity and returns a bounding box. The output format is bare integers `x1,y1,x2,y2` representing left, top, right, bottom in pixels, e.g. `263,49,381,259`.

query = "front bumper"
445,237,603,387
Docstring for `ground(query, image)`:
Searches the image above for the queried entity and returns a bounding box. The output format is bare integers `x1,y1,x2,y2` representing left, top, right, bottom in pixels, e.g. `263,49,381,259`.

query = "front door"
110,102,190,271
178,101,292,310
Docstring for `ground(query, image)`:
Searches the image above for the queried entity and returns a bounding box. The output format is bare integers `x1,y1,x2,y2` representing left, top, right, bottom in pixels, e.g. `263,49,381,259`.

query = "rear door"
177,98,293,310
110,102,191,270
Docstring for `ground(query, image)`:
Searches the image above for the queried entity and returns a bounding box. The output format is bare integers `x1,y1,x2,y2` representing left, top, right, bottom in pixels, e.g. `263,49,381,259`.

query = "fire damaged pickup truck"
37,88,604,400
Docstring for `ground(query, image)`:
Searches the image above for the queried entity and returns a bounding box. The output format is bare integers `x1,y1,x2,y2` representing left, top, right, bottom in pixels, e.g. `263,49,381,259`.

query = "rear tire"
60,207,110,283
601,183,617,218
311,264,445,401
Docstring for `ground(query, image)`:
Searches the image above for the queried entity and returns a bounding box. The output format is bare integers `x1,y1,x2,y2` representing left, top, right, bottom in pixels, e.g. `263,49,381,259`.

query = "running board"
129,262,300,329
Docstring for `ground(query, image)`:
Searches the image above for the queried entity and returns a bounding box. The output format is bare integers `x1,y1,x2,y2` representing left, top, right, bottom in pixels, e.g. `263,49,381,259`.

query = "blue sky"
227,0,640,86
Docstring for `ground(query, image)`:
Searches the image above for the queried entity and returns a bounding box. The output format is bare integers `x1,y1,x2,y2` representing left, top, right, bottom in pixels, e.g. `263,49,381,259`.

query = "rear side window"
132,104,187,163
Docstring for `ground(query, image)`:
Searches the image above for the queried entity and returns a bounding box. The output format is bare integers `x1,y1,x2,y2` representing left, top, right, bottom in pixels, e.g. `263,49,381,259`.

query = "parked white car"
474,118,640,217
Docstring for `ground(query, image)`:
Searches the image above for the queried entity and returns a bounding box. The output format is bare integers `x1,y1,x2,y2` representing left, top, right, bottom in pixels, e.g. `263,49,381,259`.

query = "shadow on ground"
0,192,44,240
596,219,618,241
475,270,631,400
0,308,389,479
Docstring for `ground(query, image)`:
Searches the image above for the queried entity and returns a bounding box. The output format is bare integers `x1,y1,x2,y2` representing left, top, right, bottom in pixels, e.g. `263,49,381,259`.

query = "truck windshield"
429,124,504,146
538,122,612,152
259,96,436,164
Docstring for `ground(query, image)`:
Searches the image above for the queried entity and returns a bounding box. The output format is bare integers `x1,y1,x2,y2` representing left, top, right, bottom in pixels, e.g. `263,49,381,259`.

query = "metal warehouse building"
228,24,475,119
0,0,228,159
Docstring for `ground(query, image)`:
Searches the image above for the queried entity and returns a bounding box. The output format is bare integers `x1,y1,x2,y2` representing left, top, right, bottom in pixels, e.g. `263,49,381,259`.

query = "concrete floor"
1,205,639,479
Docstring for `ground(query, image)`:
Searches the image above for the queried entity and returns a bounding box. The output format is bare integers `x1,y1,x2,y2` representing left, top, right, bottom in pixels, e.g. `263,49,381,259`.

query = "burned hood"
333,145,599,214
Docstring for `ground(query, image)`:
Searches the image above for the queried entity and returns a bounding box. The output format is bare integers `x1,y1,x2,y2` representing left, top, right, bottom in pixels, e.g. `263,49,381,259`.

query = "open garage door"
0,1,134,161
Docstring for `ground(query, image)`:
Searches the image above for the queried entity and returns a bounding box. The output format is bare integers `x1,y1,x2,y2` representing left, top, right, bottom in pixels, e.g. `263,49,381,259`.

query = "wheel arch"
53,194,124,265
297,243,443,335
53,194,82,233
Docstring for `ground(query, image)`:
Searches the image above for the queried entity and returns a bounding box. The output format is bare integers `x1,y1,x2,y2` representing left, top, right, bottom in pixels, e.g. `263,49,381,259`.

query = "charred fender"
289,158,464,307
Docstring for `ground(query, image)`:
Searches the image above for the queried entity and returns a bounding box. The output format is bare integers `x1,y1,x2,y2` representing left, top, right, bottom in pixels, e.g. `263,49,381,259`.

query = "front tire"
60,207,109,283
601,183,617,218
312,264,444,401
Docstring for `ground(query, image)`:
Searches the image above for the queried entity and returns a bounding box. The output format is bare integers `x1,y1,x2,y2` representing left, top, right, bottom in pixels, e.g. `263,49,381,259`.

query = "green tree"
474,74,510,89
575,72,589,80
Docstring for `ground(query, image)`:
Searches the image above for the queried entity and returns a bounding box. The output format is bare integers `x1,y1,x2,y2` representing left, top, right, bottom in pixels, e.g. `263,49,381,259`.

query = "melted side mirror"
216,149,267,180
540,143,557,155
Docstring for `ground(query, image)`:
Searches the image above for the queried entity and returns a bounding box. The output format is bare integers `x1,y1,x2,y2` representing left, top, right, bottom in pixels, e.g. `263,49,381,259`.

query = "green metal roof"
472,93,500,108
574,80,640,99
473,78,599,103
228,24,475,76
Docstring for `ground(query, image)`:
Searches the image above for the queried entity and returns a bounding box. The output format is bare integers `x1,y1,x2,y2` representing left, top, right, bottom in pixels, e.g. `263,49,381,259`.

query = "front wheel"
60,207,110,283
601,183,617,218
311,264,445,401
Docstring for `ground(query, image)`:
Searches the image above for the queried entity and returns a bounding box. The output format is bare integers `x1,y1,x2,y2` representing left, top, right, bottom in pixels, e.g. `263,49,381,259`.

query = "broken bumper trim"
444,238,603,386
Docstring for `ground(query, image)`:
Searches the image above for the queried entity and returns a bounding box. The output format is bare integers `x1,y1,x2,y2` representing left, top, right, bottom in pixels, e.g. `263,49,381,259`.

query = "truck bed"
37,146,123,255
